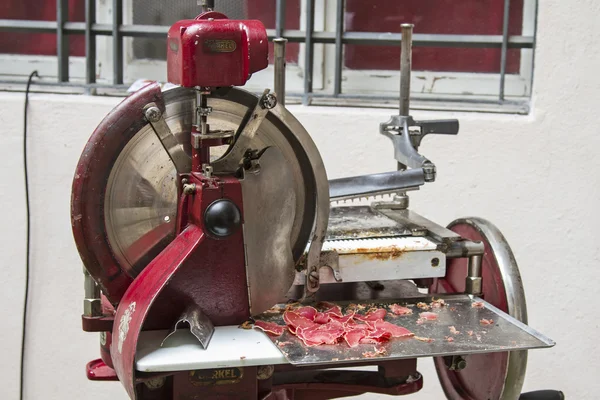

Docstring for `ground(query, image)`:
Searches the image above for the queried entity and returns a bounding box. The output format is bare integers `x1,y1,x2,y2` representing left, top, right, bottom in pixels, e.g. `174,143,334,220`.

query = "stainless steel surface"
241,147,296,315
212,89,271,173
376,208,462,243
400,24,413,117
445,239,485,258
294,236,446,285
447,217,529,400
268,104,330,295
162,306,215,349
326,206,412,241
465,254,483,295
104,86,328,276
255,295,553,366
329,169,425,200
273,38,287,107
144,103,191,174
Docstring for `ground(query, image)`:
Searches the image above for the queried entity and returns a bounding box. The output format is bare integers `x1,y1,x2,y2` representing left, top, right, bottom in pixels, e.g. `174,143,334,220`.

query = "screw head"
261,93,278,109
145,106,162,122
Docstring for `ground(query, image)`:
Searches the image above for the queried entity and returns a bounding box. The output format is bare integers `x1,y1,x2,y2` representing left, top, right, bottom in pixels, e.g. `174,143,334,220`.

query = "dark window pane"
344,0,523,73
0,0,85,56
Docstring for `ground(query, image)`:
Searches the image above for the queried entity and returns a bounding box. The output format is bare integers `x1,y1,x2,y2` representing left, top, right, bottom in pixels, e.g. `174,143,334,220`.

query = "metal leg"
83,267,101,317
465,254,483,296
274,38,287,106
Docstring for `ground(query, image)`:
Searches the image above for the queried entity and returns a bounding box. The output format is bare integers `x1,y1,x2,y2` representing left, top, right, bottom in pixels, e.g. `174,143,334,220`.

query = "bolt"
144,376,166,390
144,106,162,123
261,93,278,109
453,356,467,370
183,183,196,195
257,365,274,380
431,257,440,267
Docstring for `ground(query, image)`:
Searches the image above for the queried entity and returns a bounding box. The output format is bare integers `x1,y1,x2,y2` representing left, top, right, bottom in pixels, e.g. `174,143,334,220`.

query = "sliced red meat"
254,320,286,336
283,311,318,334
418,312,438,321
373,320,414,338
354,308,387,322
295,306,318,321
330,312,355,324
324,305,343,318
389,304,413,316
343,329,366,348
313,312,330,324
296,319,345,346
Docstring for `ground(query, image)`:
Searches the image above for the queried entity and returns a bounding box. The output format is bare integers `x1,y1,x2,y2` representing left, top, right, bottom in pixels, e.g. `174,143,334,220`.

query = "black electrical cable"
20,70,38,400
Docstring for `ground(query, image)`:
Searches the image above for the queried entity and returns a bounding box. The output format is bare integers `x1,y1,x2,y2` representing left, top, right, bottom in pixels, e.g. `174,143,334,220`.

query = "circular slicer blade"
72,84,328,302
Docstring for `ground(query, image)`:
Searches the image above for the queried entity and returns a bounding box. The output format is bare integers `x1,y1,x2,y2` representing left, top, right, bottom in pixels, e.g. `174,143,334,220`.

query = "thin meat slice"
330,312,355,324
373,320,414,338
343,329,366,348
314,312,330,324
389,304,413,316
254,320,286,336
418,312,438,321
283,311,319,334
354,308,387,322
297,319,345,346
295,306,318,321
324,305,343,318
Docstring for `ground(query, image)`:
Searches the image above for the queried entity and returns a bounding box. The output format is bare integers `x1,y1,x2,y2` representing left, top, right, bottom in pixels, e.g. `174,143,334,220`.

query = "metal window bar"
0,0,535,107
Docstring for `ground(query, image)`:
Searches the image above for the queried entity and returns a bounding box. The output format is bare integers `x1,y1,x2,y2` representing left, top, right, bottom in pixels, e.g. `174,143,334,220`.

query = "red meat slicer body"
72,7,558,400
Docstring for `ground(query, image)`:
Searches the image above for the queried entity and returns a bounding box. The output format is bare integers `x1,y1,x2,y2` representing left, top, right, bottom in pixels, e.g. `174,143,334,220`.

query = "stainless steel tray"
254,295,554,366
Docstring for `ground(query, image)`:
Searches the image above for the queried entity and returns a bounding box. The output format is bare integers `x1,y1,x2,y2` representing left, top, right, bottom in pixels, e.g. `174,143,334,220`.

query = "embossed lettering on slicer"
204,39,237,53
117,302,136,354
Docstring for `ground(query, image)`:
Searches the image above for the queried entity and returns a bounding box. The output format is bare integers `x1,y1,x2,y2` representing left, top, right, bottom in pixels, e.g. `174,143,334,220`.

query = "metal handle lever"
329,168,425,200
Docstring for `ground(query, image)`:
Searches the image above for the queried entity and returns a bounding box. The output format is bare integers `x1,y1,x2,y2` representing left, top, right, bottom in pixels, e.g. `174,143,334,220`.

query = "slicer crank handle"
519,390,565,400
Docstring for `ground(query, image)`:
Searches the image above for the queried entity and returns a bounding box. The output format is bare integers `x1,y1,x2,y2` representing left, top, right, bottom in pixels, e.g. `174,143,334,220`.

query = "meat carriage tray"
254,295,554,366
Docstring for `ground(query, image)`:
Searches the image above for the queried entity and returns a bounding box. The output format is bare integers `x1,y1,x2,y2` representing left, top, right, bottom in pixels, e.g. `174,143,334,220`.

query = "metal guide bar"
0,0,536,105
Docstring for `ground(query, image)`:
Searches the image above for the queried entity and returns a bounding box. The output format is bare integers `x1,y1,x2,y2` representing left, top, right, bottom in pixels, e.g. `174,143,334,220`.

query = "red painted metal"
86,359,119,381
167,12,268,88
82,315,114,332
71,82,165,304
111,174,249,398
430,224,510,400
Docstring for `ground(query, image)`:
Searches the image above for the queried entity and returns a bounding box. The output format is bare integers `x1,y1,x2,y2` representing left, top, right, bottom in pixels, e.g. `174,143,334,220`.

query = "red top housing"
167,12,268,88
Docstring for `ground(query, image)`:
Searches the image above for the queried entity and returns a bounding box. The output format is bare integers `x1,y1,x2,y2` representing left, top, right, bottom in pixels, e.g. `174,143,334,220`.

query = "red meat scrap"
418,312,438,321
313,312,330,324
373,320,414,338
480,318,494,326
254,320,286,336
389,304,413,316
354,308,387,322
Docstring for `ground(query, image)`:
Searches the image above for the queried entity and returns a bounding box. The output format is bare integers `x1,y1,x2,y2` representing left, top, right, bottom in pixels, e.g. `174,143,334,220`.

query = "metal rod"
199,0,215,13
112,0,123,84
273,38,287,106
275,0,286,38
499,0,511,101
400,24,413,116
465,254,483,295
303,0,315,105
0,20,535,48
57,0,69,82
85,0,96,85
333,0,345,96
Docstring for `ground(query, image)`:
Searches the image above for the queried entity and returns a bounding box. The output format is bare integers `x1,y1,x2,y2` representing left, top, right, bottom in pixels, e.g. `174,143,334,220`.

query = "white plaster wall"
1,1,599,399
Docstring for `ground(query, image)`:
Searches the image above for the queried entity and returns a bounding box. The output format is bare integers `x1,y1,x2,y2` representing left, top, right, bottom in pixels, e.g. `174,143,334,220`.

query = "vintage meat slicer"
71,4,559,400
